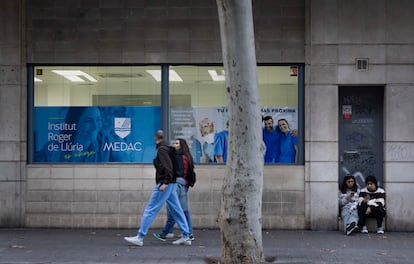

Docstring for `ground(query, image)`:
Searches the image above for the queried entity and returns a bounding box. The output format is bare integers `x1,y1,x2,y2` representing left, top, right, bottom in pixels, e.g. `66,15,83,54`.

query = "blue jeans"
341,207,358,231
163,178,193,235
138,183,189,239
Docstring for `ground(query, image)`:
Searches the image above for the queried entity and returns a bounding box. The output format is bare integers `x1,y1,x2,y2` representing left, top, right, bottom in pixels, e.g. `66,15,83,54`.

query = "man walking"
124,130,191,246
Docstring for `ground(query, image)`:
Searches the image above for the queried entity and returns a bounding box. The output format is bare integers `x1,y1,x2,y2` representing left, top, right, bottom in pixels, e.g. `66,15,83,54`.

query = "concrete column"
0,0,25,227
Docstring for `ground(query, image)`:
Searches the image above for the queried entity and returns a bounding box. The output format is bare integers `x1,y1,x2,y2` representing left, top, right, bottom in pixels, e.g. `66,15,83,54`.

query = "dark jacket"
175,149,196,187
175,150,185,178
153,141,174,185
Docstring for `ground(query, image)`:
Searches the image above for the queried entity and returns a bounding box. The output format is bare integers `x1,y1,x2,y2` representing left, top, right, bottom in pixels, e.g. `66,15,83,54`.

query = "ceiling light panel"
52,70,98,82
146,70,183,82
208,70,225,81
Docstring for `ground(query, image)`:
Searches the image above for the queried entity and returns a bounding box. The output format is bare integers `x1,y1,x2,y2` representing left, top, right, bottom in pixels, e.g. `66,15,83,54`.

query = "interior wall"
34,66,299,107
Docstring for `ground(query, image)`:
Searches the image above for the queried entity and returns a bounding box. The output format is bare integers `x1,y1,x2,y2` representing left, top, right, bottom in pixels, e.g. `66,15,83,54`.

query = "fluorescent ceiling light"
52,70,98,82
34,77,43,82
208,70,225,81
146,70,183,82
169,70,183,82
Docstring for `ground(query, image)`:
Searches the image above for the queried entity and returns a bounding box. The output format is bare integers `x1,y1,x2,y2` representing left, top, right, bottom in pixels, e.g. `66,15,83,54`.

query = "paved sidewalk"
0,228,413,263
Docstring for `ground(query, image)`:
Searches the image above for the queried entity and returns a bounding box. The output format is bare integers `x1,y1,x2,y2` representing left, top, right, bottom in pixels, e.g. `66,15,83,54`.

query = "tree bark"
216,0,265,263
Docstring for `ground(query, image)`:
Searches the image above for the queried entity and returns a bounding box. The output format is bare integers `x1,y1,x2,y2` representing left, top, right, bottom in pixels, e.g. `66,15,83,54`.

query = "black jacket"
174,150,185,178
174,149,196,187
153,141,175,184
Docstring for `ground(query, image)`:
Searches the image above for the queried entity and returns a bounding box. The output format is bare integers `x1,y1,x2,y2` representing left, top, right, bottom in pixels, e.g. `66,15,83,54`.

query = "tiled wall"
26,0,305,64
26,165,305,229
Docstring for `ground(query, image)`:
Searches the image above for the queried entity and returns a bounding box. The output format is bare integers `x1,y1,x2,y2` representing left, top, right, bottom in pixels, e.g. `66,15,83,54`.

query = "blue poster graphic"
33,106,160,163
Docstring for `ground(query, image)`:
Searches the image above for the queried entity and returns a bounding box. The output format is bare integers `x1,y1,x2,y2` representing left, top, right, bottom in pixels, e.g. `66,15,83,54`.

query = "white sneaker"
166,233,175,238
124,236,143,246
172,237,191,246
361,226,368,234
377,227,385,234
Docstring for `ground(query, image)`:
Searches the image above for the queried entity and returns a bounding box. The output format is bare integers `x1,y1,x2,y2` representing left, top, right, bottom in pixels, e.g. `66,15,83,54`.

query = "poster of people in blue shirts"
170,106,297,164
261,106,298,164
33,106,160,163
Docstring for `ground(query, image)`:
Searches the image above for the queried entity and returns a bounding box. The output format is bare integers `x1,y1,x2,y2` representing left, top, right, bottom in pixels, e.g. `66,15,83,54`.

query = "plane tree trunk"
216,0,265,263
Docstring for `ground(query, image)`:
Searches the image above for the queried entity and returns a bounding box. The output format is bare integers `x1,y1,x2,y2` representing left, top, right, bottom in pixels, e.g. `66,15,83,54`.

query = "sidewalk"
0,228,413,264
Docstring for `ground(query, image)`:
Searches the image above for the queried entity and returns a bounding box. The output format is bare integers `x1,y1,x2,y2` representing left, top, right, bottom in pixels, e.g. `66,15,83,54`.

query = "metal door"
339,86,384,188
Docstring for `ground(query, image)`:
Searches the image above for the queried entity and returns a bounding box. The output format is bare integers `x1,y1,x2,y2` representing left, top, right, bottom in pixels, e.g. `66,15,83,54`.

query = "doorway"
339,86,384,189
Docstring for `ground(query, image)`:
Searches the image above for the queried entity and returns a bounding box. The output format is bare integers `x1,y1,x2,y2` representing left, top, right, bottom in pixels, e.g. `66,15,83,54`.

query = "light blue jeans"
163,177,193,235
341,207,359,231
138,183,189,239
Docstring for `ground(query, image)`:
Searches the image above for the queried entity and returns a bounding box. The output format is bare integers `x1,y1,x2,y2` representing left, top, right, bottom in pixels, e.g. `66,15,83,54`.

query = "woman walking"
154,138,196,241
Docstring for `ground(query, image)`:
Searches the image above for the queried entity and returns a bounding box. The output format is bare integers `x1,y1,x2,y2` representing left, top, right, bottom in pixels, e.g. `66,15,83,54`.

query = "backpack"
168,146,196,187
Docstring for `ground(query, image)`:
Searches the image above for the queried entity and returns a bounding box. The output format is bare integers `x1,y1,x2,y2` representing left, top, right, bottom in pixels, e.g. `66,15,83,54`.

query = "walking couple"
124,130,195,246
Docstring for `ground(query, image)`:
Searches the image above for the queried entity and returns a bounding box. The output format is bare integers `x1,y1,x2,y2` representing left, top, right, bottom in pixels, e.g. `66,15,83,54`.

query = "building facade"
1,0,413,231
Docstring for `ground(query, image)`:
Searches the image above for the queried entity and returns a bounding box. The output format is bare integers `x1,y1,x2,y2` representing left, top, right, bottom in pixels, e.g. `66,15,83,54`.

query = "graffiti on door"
339,87,383,189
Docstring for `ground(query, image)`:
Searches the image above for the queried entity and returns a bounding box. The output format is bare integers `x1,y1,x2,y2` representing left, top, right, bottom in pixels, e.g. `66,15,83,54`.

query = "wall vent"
355,58,369,71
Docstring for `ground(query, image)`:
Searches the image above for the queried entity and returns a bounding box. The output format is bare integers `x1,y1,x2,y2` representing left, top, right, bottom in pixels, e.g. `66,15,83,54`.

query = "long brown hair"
340,175,358,193
177,138,194,167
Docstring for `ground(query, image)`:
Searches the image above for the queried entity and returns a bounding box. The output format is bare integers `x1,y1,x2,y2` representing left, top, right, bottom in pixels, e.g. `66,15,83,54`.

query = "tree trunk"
216,0,265,263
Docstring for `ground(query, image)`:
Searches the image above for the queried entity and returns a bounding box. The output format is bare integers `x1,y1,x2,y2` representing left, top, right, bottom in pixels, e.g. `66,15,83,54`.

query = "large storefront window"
30,65,302,164
32,66,162,163
169,65,300,164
